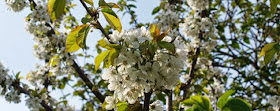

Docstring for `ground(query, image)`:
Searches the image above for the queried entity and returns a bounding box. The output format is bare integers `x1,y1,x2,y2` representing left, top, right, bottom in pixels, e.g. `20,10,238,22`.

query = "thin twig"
79,0,111,41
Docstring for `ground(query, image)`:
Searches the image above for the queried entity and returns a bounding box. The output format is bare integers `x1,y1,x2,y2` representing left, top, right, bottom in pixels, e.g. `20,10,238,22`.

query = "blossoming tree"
2,0,280,110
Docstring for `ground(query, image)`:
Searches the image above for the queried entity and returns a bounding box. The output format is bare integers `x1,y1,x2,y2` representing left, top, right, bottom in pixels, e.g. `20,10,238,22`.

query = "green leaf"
182,95,211,111
95,50,111,70
270,0,280,15
101,8,122,32
107,3,120,8
16,72,21,79
259,42,277,59
190,96,207,110
148,42,158,56
192,104,202,111
152,6,161,15
201,96,211,110
47,0,66,21
100,2,120,8
273,43,280,51
158,41,175,53
117,102,128,111
81,17,90,24
66,24,90,52
264,48,276,65
182,99,197,106
232,40,240,49
49,55,60,67
83,0,93,6
259,42,278,65
99,0,109,8
222,98,251,111
217,90,235,109
243,36,250,44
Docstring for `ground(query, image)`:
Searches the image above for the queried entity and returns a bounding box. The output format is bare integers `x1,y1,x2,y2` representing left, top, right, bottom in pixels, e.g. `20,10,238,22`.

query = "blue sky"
0,0,159,110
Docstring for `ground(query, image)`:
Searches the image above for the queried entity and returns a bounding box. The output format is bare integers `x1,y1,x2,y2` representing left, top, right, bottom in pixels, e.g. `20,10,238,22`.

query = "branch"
143,91,152,111
28,0,106,103
79,0,111,41
165,90,173,111
11,82,54,111
179,10,207,111
71,60,105,103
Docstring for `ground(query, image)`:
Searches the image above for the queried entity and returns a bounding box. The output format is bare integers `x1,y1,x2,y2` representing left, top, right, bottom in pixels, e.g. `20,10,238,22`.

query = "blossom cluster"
180,12,216,41
156,3,180,38
6,0,76,110
149,100,164,111
25,91,75,111
23,0,76,83
269,96,280,111
180,0,224,103
103,27,187,109
186,0,209,11
6,0,28,12
0,62,22,104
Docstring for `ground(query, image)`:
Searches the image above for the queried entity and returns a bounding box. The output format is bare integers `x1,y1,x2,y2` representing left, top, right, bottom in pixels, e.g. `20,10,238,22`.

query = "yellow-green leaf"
259,42,277,59
48,55,60,67
98,39,112,49
95,50,111,70
270,0,280,15
83,0,94,6
107,3,120,8
47,0,66,21
117,102,128,111
66,24,89,52
101,8,122,32
98,39,120,49
100,2,120,8
264,48,276,65
76,25,90,49
26,73,30,80
108,48,119,66
149,24,160,39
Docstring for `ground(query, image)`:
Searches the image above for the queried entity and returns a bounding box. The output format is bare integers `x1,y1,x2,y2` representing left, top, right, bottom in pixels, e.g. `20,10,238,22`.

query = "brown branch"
143,91,153,111
28,0,106,103
71,60,105,103
179,10,207,111
165,90,173,111
11,82,54,111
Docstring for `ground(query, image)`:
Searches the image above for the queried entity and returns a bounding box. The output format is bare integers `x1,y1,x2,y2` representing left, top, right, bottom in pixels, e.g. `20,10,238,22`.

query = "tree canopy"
2,0,280,111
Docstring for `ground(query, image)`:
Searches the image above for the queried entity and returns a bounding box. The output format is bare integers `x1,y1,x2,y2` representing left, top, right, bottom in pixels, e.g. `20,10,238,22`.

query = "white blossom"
186,0,209,11
150,100,164,111
5,88,21,103
6,0,28,12
104,96,117,110
269,96,280,111
156,4,180,38
25,94,44,111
